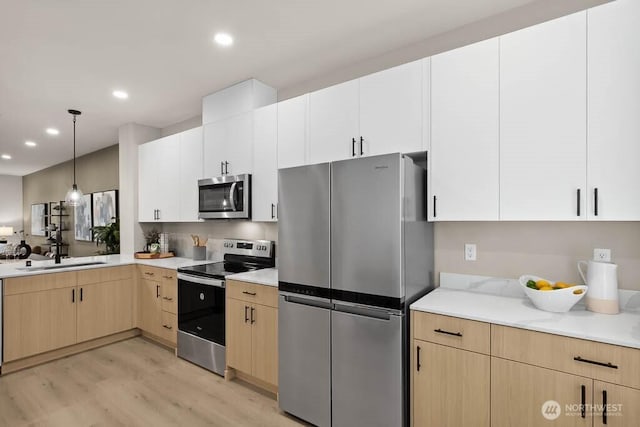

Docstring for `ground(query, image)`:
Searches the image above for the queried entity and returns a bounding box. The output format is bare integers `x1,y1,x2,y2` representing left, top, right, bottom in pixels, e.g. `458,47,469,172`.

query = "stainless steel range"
176,238,275,375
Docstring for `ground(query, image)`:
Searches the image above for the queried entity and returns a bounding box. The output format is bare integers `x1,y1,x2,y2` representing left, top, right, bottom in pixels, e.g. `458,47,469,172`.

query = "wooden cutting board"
134,252,174,259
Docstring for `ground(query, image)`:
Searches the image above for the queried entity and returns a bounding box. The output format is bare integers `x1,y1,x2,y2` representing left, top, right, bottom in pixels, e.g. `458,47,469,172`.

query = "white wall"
118,123,161,254
0,175,23,241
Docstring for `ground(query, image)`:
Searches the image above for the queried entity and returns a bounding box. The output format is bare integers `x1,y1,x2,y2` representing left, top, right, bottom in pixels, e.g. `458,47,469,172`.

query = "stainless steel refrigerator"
278,153,434,427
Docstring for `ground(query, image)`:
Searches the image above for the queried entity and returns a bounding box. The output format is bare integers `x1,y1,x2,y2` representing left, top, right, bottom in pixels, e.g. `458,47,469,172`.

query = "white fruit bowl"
519,275,588,313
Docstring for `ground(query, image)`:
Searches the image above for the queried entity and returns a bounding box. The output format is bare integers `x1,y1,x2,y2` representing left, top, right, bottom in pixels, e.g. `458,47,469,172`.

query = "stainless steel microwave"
198,174,251,219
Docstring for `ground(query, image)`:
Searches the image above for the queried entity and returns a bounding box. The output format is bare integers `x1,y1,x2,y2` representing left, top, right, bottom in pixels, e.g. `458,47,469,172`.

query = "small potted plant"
144,228,160,253
92,217,120,254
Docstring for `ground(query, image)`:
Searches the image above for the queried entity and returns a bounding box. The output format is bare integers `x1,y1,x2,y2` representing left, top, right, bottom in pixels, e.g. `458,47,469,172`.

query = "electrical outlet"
465,243,477,261
593,248,611,262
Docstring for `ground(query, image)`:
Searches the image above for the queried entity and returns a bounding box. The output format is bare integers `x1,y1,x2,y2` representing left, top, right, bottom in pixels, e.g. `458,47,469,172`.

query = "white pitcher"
577,260,619,314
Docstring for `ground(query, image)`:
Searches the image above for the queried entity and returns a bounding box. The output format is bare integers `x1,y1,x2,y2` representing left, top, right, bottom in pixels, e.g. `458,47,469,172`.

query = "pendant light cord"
73,114,77,185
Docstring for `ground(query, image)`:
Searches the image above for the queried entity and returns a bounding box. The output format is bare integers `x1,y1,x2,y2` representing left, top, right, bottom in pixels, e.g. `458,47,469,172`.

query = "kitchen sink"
16,261,107,271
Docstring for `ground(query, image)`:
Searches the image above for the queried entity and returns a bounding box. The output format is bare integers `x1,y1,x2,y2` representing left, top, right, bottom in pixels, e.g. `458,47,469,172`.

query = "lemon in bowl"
519,275,588,313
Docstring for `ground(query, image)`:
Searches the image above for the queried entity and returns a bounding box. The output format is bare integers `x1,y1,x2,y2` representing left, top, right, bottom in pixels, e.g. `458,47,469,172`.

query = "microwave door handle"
229,182,238,211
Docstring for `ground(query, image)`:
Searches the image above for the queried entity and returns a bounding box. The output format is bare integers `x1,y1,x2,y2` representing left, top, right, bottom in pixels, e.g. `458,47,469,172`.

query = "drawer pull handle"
573,356,618,369
434,328,463,337
416,345,421,372
162,325,172,330
162,297,173,301
144,272,154,276
250,307,255,324
581,385,586,418
242,291,257,296
602,389,608,424
163,276,173,280
244,306,249,323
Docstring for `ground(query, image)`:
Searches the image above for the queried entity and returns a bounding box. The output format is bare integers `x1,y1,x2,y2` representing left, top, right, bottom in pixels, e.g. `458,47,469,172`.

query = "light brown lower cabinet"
412,340,490,427
3,267,134,363
136,266,177,346
3,286,77,361
77,279,134,342
492,357,592,427
226,280,278,391
592,381,640,427
411,311,640,427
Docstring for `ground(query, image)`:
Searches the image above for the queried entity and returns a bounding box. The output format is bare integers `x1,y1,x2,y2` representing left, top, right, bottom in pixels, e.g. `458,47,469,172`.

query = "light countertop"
411,273,640,350
0,254,211,279
226,268,278,287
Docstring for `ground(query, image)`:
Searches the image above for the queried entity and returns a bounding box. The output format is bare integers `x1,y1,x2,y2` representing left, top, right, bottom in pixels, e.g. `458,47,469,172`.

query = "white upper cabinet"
138,134,181,222
178,126,203,222
499,12,587,220
587,0,640,220
202,79,276,125
422,57,431,153
359,60,423,156
203,111,254,177
277,94,307,169
252,104,278,222
307,79,360,164
430,38,500,221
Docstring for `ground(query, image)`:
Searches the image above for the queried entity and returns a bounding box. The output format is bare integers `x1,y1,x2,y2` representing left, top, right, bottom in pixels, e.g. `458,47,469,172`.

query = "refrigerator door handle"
282,294,332,310
332,302,395,320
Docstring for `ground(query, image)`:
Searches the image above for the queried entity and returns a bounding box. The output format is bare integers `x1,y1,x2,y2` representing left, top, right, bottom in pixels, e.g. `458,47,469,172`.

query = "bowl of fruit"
519,275,588,313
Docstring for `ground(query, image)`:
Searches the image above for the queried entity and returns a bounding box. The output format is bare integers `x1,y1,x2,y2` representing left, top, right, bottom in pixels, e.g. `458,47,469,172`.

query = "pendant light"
65,109,84,206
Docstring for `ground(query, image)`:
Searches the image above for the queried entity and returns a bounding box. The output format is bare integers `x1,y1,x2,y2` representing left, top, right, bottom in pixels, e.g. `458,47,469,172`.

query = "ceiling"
1,0,587,176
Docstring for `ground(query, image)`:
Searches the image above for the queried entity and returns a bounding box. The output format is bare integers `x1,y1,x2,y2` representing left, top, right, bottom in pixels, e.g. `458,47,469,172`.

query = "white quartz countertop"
0,254,210,278
226,268,278,287
410,273,640,350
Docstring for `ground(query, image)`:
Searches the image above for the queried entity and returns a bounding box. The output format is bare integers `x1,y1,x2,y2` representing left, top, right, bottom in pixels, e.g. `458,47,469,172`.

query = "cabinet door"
3,287,77,361
251,304,278,386
77,279,134,342
225,112,254,175
491,358,592,427
277,94,307,169
203,121,227,177
587,0,640,220
593,381,640,427
359,60,423,156
178,126,203,221
252,104,278,222
413,340,489,427
308,79,359,164
430,38,499,221
138,278,162,337
226,298,252,374
138,135,180,222
500,12,587,220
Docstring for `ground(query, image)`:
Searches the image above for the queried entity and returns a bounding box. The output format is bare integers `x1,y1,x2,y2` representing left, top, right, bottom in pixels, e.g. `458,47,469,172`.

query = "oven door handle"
177,273,225,288
229,182,238,211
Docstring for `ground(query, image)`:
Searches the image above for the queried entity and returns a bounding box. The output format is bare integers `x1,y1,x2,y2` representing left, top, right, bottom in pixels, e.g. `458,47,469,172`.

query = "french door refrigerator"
278,153,434,427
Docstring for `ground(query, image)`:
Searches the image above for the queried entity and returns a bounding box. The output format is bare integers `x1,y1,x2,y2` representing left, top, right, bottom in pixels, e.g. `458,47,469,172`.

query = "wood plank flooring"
0,338,304,426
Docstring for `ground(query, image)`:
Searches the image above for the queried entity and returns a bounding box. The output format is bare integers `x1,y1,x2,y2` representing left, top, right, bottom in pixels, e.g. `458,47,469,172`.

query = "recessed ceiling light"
214,32,233,47
46,128,60,135
1,154,11,160
113,90,129,99
25,141,37,147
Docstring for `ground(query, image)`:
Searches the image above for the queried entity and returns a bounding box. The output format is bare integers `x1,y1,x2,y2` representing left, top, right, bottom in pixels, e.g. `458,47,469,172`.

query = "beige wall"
22,145,119,257
435,222,640,291
0,175,23,242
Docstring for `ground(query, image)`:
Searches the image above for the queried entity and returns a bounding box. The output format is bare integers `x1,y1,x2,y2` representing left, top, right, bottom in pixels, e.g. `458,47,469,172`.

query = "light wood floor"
0,338,304,426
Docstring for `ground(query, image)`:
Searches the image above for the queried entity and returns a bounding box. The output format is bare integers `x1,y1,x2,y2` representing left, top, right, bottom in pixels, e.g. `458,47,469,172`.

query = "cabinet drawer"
161,279,177,314
412,311,490,355
227,280,278,308
138,265,162,280
4,271,77,295
159,311,177,345
77,265,133,285
492,325,640,390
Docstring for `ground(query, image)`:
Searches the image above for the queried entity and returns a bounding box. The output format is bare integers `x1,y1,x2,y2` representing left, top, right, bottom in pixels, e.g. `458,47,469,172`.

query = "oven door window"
199,182,244,213
178,279,225,345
